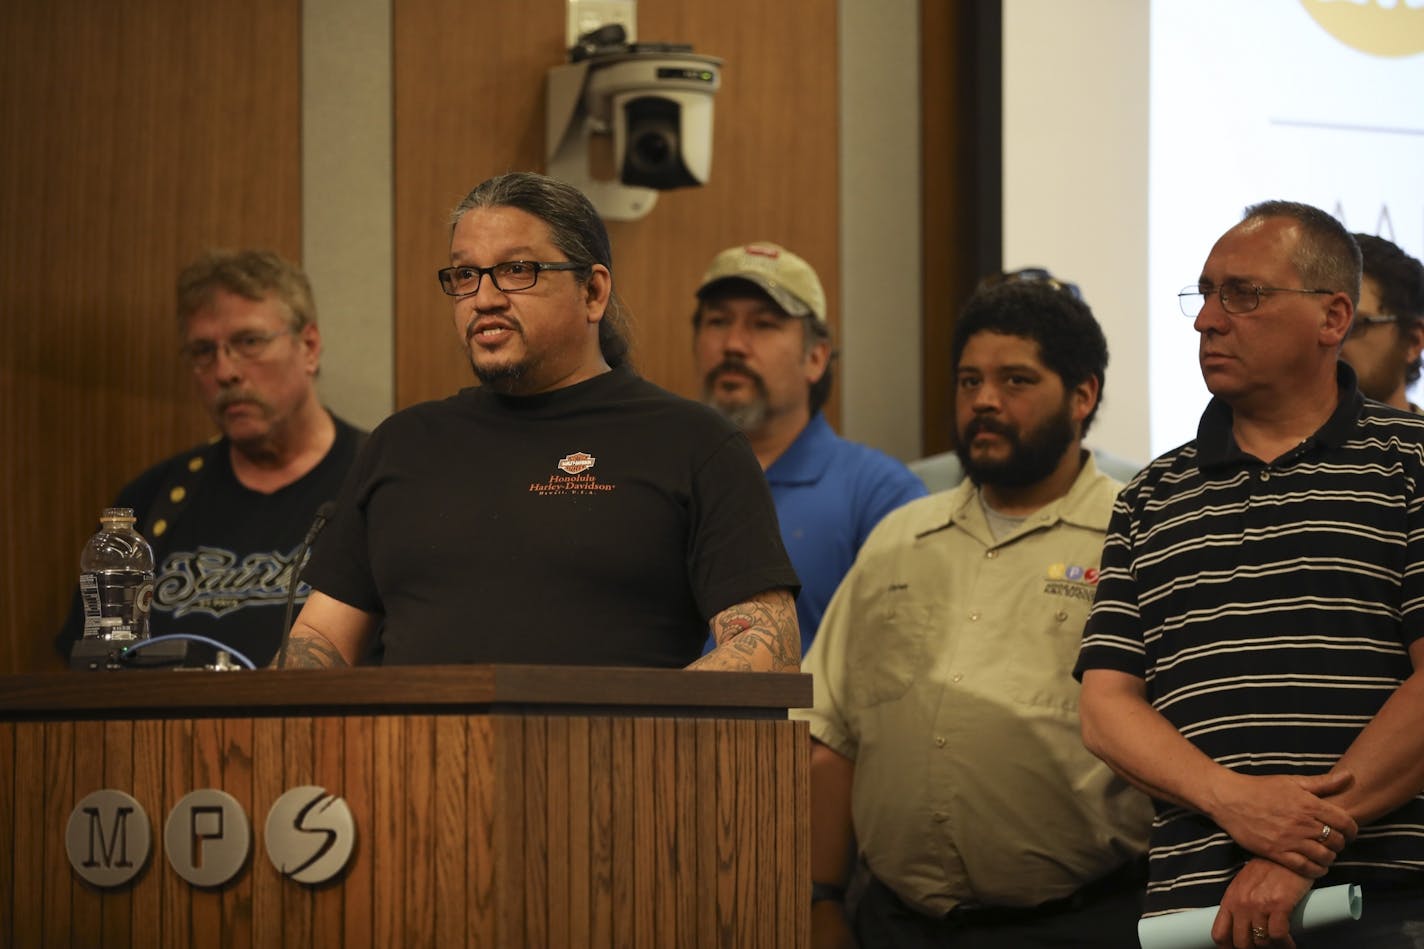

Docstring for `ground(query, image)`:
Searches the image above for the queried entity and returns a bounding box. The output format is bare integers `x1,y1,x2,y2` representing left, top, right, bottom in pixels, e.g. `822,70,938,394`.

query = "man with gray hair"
1079,201,1424,946
281,172,800,672
693,242,925,652
57,249,366,667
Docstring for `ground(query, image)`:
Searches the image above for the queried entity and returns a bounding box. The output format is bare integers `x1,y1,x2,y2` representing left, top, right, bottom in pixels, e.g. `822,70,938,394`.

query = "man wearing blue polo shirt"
693,242,926,653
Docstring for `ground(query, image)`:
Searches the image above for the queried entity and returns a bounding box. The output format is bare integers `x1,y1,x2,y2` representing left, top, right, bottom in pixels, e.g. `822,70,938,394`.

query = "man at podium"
276,172,800,673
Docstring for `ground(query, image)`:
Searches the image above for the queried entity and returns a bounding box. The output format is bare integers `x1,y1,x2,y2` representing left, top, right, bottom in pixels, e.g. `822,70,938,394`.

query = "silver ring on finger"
1251,924,1269,943
1316,824,1333,843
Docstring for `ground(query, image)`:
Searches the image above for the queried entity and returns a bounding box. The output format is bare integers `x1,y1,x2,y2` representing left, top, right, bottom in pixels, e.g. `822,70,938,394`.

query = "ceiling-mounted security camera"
546,33,722,221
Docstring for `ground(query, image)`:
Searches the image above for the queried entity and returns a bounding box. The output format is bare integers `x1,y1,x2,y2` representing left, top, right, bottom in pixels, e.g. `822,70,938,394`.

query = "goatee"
703,360,770,433
472,360,527,394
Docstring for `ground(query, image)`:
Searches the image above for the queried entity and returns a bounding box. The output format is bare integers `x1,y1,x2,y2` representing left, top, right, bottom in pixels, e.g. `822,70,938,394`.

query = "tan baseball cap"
696,242,827,327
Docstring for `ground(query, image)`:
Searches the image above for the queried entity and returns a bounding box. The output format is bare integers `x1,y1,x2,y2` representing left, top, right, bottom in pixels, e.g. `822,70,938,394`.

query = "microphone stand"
276,501,336,669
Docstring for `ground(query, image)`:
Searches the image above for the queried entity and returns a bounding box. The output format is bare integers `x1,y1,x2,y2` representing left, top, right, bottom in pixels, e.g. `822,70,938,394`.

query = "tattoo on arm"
691,589,800,672
276,632,350,669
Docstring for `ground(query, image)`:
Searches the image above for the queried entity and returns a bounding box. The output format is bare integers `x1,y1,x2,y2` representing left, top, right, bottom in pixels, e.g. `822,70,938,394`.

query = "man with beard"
1339,233,1424,413
56,249,366,667
279,173,800,672
796,275,1151,948
693,242,925,652
906,270,1141,492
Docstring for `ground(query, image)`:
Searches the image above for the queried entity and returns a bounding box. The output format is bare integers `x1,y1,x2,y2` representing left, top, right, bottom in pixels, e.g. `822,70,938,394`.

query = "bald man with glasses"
56,248,366,668
1078,201,1424,947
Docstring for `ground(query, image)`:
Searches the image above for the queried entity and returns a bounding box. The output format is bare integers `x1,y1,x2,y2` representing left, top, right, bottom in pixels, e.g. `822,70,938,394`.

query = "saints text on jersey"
153,546,308,618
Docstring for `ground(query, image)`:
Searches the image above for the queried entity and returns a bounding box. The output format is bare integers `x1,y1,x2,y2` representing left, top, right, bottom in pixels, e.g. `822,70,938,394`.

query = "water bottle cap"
100,507,138,526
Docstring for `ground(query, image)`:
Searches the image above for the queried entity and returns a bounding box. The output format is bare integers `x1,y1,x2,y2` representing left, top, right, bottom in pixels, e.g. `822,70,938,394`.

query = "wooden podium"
0,665,812,948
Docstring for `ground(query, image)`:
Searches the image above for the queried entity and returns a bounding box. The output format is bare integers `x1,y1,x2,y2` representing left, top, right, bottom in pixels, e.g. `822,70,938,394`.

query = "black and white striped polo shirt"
1077,368,1424,915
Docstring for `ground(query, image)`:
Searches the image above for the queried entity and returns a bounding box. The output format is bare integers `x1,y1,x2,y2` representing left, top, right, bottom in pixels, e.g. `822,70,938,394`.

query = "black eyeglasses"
979,267,1083,301
436,260,587,297
1178,283,1335,318
180,329,295,371
1348,312,1399,338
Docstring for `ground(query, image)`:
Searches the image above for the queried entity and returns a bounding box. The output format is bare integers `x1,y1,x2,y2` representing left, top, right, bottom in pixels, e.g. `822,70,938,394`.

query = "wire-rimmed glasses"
1347,313,1400,338
180,329,295,372
1178,283,1335,318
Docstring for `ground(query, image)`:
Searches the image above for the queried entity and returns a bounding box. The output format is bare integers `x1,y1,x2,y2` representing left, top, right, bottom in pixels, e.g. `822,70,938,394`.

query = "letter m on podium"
82,806,134,868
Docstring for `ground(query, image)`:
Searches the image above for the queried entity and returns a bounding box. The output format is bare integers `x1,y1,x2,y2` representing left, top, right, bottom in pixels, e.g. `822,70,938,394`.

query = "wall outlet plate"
566,0,637,49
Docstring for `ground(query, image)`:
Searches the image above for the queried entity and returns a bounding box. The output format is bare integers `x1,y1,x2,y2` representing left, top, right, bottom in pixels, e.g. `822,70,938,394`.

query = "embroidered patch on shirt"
1042,562,1100,601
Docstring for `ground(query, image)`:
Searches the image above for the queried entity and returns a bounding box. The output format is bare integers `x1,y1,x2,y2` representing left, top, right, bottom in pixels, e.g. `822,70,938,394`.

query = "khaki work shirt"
795,457,1151,916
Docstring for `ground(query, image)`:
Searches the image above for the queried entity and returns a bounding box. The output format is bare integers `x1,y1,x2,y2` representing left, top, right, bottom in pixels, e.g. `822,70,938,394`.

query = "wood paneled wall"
3,712,809,947
392,2,841,413
0,0,303,673
2,1,989,674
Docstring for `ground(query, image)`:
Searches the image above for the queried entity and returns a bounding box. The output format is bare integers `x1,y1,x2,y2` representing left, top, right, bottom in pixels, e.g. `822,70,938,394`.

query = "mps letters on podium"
64,785,356,889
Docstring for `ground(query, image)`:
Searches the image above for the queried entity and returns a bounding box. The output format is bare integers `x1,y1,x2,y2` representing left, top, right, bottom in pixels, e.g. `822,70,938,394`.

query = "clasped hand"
1211,858,1313,949
1208,769,1356,877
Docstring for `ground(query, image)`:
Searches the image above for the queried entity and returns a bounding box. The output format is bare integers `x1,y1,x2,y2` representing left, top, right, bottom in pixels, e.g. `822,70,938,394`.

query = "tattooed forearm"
274,631,350,669
689,588,800,672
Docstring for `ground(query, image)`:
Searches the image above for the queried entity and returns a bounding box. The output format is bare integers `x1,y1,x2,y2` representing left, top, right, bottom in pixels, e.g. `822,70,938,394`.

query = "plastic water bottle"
79,507,155,641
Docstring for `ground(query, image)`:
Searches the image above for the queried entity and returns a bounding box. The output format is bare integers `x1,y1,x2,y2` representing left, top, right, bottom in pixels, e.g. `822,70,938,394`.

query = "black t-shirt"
306,368,798,667
57,415,365,666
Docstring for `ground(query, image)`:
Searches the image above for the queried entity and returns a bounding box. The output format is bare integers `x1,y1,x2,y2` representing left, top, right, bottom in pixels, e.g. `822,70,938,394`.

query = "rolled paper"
1136,883,1361,949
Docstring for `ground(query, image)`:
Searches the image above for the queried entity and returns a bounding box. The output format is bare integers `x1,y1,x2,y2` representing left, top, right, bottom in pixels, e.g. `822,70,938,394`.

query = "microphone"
276,501,337,669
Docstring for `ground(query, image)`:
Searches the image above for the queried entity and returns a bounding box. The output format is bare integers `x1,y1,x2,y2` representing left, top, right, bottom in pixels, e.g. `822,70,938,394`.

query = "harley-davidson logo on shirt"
558,451,596,474
532,451,617,496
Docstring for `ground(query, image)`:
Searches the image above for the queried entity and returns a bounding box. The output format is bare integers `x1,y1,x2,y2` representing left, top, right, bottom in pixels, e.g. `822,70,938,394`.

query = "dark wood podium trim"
0,665,813,720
